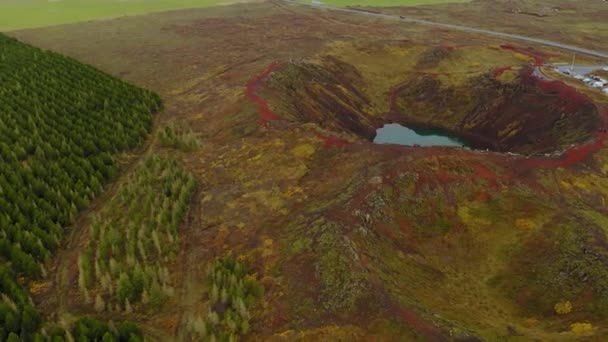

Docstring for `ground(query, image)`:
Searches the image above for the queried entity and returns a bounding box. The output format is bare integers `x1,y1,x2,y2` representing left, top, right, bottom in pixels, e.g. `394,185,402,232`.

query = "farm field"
4,0,608,340
0,0,258,31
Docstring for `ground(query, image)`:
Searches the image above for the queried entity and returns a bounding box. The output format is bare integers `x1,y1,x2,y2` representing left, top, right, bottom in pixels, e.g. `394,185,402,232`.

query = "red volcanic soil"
522,107,608,168
522,70,589,112
493,66,513,77
399,308,448,342
314,133,350,148
413,160,504,194
246,62,283,123
518,71,608,167
380,298,448,342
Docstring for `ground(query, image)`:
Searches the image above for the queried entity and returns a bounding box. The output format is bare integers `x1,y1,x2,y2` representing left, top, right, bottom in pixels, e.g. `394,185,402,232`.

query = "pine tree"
6,332,20,342
117,273,135,303
148,279,163,307
210,283,219,304
102,332,115,342
241,320,250,335
20,305,41,334
95,294,105,313
221,287,228,304
124,299,133,314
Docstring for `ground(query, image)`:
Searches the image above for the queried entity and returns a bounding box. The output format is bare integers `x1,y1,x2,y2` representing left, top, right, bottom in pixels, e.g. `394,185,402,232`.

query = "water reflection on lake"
373,123,469,148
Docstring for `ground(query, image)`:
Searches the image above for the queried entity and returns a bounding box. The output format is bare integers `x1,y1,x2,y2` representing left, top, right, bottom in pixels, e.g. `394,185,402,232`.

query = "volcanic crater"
262,42,600,155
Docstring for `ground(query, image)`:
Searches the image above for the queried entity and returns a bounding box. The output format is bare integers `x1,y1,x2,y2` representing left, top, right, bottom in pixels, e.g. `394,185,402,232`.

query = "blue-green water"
373,123,469,148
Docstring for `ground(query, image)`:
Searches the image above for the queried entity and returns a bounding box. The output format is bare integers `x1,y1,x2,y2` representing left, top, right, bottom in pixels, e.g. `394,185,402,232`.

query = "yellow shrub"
515,218,536,230
554,300,572,314
291,144,315,158
570,322,593,335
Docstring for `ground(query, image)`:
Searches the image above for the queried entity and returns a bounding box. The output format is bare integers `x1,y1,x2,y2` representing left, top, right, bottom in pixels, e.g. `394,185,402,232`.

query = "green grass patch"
0,0,241,31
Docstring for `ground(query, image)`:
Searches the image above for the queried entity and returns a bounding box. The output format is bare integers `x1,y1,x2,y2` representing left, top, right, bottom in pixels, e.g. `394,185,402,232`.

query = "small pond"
373,123,469,148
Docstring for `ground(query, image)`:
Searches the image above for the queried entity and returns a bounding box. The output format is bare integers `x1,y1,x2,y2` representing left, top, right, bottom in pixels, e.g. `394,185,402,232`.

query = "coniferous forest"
0,33,161,340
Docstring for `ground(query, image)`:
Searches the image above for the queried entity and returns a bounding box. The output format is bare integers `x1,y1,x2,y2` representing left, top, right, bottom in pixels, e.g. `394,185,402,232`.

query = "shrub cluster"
158,121,201,151
183,257,264,341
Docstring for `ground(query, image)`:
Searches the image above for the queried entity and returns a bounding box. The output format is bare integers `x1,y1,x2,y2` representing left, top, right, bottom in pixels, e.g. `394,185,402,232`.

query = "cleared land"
7,0,608,340
0,0,258,31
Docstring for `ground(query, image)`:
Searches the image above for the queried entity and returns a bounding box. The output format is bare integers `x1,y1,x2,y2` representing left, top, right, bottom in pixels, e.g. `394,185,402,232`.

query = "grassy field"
322,0,469,7
0,0,247,31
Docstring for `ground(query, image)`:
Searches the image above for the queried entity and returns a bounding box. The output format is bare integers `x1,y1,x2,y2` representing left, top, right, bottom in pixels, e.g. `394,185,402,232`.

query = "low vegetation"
78,155,197,312
0,33,161,340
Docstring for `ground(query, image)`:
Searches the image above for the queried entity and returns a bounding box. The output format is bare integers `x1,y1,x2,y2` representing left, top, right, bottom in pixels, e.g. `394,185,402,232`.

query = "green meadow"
2,0,470,31
0,0,235,31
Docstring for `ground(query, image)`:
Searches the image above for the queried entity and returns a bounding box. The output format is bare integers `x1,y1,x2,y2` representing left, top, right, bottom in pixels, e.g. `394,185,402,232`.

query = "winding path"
281,0,608,60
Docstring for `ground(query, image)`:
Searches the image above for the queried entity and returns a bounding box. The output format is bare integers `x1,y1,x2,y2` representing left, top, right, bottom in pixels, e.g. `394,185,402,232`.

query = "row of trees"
158,121,201,151
78,155,197,312
0,33,162,339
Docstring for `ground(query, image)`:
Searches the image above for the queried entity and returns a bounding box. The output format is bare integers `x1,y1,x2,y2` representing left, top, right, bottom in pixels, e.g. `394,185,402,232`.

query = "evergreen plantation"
0,33,161,339
78,155,197,312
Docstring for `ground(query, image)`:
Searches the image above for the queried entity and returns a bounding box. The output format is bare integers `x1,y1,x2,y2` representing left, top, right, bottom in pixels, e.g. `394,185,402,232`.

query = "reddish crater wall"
247,62,351,147
246,62,607,166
